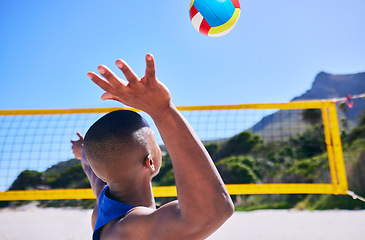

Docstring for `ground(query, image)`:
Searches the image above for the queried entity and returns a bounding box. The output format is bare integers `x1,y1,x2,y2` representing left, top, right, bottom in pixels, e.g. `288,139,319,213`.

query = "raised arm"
87,54,234,239
71,132,106,198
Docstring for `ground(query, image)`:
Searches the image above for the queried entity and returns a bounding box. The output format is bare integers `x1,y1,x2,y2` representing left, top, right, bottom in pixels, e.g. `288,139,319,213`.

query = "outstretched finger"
145,54,156,81
115,59,139,84
101,92,124,102
76,132,84,140
87,72,122,97
97,65,128,90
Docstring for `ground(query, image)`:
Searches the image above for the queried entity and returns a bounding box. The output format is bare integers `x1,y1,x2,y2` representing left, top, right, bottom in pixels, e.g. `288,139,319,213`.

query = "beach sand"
0,203,364,239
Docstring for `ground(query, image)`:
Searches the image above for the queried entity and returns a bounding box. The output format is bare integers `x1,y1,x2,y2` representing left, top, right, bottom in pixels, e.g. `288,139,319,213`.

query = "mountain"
294,72,365,100
293,72,365,123
250,71,365,140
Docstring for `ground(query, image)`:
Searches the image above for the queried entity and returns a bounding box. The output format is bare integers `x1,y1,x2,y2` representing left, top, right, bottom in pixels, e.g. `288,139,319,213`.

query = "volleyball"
189,0,241,37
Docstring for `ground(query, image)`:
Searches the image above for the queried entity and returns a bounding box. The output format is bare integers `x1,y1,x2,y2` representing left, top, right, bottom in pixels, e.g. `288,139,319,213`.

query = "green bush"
216,155,259,184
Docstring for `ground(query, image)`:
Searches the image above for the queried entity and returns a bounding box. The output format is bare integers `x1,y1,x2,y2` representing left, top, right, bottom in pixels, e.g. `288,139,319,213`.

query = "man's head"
84,110,161,183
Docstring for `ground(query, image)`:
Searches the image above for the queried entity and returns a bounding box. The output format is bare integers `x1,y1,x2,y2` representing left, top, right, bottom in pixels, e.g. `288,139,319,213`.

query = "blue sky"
0,0,364,110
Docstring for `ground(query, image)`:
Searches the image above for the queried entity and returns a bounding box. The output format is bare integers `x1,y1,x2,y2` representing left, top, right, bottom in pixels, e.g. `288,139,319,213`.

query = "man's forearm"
81,151,105,198
152,105,234,222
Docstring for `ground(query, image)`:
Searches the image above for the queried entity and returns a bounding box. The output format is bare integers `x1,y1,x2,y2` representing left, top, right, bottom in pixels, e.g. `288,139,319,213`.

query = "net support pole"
328,102,349,193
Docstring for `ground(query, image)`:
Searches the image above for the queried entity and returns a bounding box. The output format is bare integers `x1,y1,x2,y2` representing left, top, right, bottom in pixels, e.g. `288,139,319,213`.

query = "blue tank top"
93,186,135,240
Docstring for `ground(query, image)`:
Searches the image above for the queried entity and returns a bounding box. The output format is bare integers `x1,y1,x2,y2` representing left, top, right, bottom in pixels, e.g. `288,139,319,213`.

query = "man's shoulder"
106,201,180,239
102,206,158,239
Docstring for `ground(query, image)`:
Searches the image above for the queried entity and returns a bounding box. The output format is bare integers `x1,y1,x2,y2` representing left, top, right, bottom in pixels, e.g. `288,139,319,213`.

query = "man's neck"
107,179,156,209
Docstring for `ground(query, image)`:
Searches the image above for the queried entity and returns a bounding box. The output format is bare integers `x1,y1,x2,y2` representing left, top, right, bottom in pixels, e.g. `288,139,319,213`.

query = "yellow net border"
0,100,349,201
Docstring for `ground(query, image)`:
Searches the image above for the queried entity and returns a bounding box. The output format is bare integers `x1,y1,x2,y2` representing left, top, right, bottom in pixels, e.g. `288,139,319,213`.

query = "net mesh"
0,113,101,191
0,101,349,199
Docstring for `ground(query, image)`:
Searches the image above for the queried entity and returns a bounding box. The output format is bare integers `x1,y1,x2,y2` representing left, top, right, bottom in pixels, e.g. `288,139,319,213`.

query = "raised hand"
87,54,172,118
71,132,84,160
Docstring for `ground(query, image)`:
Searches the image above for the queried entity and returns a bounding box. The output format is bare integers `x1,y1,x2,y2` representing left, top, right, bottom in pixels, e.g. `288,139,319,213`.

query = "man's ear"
145,155,155,172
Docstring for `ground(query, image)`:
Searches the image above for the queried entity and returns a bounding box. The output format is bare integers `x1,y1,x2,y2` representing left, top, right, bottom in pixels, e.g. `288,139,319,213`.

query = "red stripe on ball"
231,0,241,8
189,5,199,20
199,18,211,36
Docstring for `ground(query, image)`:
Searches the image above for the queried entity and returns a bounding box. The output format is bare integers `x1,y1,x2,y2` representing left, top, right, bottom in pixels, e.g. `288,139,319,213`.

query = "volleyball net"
0,100,350,201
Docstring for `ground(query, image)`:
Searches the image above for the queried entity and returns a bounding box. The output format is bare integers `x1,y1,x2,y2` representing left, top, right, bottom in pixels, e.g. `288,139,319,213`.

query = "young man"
72,53,234,239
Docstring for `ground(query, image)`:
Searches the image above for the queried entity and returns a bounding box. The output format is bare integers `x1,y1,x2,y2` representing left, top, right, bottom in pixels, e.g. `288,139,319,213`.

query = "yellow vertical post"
328,102,348,194
321,105,339,188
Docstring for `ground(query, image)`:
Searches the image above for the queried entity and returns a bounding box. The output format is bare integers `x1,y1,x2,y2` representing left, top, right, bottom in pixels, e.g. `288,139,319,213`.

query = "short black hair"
84,110,150,164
